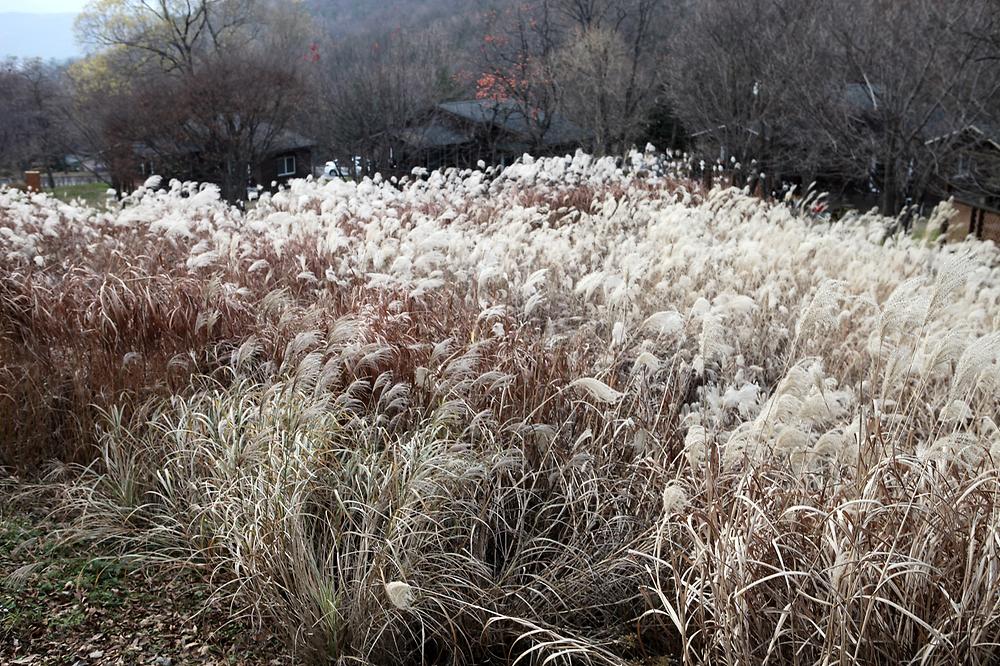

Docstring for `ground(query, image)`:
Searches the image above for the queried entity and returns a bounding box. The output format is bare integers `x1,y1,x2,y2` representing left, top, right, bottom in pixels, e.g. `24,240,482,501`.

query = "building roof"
133,123,315,160
690,84,879,139
843,83,999,150
925,123,1000,151
845,82,880,113
688,122,763,139
267,128,316,153
436,99,586,146
392,123,472,148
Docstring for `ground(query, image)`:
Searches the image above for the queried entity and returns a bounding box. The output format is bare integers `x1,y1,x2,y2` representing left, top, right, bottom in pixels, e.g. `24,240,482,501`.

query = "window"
278,155,296,177
956,154,973,178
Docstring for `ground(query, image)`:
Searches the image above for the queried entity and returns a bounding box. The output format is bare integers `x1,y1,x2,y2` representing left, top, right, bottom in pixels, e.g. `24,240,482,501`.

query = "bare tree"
817,0,1000,214
0,59,73,184
121,53,309,198
72,0,314,200
76,0,261,74
666,0,1000,212
0,61,37,176
553,0,666,153
552,27,635,153
306,26,463,172
473,0,666,155
665,0,831,192
476,2,563,152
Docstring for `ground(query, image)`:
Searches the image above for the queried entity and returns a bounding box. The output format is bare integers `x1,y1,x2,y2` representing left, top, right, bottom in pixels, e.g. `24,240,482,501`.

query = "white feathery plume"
569,377,624,403
384,581,414,610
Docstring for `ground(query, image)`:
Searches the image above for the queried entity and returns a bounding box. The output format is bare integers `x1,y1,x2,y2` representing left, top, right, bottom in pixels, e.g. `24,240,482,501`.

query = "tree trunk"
880,159,899,215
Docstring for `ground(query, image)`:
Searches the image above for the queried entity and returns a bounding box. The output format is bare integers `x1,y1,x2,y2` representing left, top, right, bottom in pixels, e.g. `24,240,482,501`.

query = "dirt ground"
0,477,291,666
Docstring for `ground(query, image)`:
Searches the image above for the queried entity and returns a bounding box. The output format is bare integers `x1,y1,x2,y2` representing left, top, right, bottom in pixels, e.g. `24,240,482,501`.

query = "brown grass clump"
1,153,999,664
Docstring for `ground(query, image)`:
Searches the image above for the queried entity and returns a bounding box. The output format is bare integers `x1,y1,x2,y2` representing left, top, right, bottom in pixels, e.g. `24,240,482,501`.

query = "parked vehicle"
322,157,361,180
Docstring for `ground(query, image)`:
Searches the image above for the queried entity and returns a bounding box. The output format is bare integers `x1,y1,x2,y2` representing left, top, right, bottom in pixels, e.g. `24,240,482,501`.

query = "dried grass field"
2,151,999,664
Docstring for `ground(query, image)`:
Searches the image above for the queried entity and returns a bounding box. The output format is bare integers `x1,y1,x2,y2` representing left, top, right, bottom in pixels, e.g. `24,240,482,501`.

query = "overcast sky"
0,0,86,11
0,1,85,59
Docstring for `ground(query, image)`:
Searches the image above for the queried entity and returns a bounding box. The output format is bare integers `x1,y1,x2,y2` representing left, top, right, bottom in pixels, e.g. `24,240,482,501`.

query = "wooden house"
928,125,1000,242
368,99,586,176
129,124,316,200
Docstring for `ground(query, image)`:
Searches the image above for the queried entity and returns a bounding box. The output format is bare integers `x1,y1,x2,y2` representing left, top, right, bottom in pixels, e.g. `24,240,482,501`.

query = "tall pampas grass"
1,150,998,664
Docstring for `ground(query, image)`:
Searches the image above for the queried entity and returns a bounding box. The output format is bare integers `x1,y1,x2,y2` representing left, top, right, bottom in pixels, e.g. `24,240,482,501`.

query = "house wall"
980,209,1000,243
255,147,314,188
947,202,1000,243
384,110,570,177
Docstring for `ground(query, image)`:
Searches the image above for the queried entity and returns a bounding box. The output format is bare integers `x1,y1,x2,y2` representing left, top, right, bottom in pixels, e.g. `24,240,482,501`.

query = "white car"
322,157,361,180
